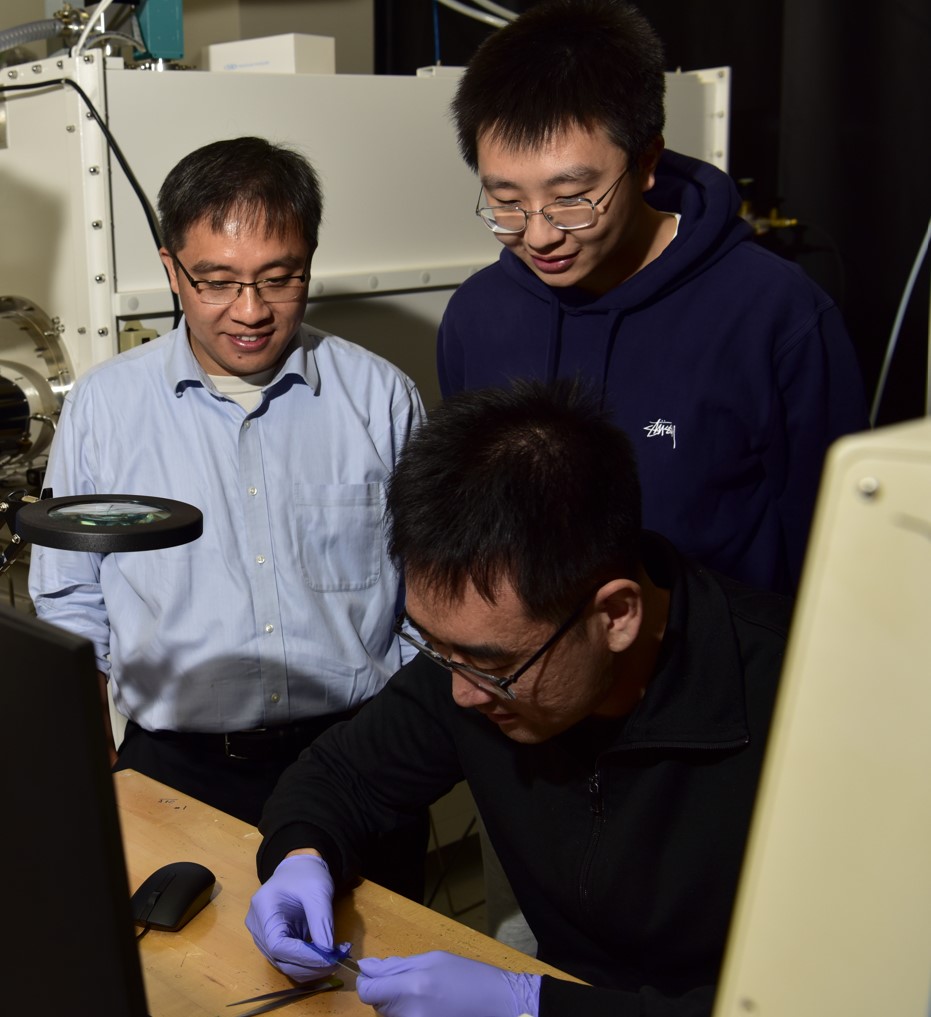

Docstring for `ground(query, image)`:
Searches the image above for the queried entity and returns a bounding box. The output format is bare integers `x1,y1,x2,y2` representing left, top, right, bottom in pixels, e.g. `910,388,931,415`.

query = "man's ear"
638,135,665,194
593,579,643,653
159,248,181,296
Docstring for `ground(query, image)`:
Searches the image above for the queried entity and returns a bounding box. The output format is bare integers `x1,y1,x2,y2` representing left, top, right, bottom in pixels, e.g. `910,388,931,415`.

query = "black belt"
140,708,359,762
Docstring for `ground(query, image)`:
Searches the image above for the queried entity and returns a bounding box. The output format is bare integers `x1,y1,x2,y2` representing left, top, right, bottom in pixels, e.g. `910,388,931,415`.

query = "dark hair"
157,136,323,254
387,379,642,623
451,0,666,171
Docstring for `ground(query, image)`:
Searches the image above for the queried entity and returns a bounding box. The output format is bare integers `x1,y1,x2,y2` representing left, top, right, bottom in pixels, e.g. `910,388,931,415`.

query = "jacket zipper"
579,768,605,914
576,737,748,914
589,771,604,815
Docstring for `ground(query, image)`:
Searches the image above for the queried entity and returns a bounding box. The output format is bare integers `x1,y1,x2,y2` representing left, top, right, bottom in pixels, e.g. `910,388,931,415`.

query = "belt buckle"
223,732,251,760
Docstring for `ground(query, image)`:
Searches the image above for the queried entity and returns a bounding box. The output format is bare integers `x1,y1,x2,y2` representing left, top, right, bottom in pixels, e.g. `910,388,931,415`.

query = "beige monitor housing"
714,416,931,1016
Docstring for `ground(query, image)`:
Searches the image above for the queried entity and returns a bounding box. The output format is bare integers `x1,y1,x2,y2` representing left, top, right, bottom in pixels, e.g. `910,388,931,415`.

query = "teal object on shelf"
137,0,184,59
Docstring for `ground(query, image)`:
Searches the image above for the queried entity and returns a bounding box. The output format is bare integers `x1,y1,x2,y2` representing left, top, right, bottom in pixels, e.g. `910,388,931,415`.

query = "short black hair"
157,136,323,255
386,379,642,623
451,0,666,171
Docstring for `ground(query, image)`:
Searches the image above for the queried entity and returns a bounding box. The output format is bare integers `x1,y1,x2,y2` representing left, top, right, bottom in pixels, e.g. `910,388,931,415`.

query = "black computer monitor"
1,603,149,1015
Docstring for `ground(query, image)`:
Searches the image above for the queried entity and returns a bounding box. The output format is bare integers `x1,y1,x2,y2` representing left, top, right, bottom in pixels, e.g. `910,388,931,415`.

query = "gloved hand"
356,950,541,1017
245,853,349,982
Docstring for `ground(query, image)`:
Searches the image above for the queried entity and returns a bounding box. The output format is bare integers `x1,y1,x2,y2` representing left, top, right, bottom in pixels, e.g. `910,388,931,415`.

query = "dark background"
375,0,931,427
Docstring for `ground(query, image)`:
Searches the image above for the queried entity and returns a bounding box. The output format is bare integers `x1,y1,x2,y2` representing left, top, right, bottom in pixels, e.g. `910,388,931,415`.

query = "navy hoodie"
438,149,868,594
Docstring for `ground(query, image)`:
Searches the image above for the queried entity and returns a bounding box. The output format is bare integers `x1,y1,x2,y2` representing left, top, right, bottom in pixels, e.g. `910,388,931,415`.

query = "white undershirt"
210,368,277,412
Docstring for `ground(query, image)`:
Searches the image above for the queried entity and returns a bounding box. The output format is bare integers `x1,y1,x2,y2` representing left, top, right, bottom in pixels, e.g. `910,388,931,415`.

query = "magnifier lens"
16,494,202,551
48,503,172,527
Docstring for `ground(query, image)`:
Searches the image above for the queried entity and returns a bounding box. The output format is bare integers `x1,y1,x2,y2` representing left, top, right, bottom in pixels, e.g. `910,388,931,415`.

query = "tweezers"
227,977,341,1016
228,946,361,1016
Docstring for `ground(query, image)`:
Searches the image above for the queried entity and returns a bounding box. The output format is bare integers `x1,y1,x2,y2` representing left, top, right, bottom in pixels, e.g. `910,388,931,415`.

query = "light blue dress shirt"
29,322,424,733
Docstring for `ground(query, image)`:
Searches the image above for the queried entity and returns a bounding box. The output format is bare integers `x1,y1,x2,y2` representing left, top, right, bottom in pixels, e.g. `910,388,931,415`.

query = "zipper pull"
589,772,603,815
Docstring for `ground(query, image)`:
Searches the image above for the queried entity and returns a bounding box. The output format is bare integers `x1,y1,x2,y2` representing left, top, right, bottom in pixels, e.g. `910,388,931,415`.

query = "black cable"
0,76,181,325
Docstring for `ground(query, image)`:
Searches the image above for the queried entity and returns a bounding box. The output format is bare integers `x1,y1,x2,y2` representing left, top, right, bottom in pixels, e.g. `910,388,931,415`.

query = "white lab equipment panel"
713,417,931,1017
0,56,115,379
105,64,496,316
665,66,729,169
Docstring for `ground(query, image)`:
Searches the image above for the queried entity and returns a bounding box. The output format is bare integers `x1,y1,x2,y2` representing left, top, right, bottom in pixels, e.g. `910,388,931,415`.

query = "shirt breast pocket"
292,482,384,592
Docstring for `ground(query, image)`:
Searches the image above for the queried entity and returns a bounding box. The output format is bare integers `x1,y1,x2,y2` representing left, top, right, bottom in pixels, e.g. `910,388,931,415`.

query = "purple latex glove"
245,854,349,982
356,950,541,1017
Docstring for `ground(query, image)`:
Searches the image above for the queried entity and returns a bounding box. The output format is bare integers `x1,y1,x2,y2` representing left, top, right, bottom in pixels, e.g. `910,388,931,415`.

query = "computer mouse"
130,860,216,932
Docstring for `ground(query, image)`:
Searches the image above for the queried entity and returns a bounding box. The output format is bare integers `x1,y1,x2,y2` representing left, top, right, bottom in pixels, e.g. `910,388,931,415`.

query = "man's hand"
356,950,541,1017
245,852,348,981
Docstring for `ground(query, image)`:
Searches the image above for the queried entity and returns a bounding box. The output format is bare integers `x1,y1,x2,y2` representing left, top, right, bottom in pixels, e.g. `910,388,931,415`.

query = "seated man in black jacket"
246,379,791,1017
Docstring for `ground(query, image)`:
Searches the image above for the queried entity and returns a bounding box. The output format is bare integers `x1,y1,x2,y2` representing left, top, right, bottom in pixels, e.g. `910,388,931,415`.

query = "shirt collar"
167,319,320,398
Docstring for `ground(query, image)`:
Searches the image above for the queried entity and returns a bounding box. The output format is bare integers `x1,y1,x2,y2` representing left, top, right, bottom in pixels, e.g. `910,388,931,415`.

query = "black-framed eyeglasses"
173,255,311,305
475,167,630,235
393,593,594,702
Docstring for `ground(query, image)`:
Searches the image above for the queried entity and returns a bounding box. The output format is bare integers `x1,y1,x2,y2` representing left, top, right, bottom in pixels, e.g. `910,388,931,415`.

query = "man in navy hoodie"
439,0,868,597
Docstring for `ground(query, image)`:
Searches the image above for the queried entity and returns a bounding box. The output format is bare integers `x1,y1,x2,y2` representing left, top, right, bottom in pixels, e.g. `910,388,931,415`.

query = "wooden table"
115,769,580,1015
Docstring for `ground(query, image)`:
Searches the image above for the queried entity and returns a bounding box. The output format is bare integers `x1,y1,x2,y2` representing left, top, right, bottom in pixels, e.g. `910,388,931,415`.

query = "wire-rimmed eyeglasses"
393,593,594,702
173,255,311,305
475,167,630,235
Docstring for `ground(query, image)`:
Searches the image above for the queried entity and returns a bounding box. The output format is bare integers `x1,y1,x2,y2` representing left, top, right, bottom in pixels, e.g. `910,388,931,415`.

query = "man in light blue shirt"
29,137,426,893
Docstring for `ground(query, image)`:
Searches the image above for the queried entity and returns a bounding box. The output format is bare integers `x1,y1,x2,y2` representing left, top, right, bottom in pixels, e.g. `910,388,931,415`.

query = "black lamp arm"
0,489,40,575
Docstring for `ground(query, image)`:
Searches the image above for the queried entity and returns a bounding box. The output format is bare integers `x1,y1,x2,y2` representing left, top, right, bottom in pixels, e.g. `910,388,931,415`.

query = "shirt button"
264,623,274,633
243,420,251,430
248,486,258,496
256,554,266,565
270,693,280,703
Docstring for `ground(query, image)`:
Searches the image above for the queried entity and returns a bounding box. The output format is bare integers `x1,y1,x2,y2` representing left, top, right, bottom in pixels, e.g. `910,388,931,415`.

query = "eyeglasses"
393,594,593,702
475,167,630,235
173,255,311,305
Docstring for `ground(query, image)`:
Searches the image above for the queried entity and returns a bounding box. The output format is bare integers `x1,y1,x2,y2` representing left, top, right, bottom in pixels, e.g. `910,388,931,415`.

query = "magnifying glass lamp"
0,491,203,574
